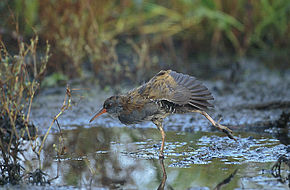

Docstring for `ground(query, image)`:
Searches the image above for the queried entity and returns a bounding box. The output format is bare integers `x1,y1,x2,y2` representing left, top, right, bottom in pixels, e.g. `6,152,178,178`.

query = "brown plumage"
90,70,236,158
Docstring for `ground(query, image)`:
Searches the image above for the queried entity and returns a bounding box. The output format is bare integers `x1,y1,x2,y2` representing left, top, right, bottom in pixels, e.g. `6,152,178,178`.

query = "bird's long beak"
89,108,107,123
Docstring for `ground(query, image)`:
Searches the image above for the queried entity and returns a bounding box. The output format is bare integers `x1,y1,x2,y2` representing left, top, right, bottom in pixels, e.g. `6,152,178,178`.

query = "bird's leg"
159,126,166,158
194,110,237,141
153,119,166,158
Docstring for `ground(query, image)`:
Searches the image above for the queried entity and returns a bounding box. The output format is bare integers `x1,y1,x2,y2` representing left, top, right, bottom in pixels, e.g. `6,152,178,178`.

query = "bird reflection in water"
157,159,167,190
157,159,238,190
213,169,238,190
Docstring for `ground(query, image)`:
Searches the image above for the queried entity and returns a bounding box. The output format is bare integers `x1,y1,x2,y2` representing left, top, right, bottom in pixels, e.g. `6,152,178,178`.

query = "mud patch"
20,59,290,189
18,126,286,189
121,134,287,167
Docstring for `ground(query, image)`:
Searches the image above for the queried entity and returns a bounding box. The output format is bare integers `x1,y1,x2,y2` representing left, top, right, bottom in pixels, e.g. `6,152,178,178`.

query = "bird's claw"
216,123,237,142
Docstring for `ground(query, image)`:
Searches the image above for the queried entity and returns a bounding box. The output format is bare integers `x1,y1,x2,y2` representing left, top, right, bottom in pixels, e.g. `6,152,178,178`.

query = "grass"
1,0,288,85
0,33,50,184
0,35,74,185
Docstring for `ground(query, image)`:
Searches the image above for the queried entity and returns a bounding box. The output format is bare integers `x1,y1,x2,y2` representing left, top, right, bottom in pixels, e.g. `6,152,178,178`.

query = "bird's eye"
105,103,113,109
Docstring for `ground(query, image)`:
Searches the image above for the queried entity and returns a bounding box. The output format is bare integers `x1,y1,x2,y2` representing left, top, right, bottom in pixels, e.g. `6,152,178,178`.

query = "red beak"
89,108,107,123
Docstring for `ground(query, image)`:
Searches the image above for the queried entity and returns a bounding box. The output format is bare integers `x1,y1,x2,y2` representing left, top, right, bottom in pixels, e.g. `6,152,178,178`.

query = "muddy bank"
31,59,290,136
11,127,289,189
20,59,290,189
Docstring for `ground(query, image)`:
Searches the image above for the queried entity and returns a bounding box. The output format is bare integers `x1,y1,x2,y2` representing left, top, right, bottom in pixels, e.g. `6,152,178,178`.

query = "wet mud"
16,60,290,189
13,127,289,189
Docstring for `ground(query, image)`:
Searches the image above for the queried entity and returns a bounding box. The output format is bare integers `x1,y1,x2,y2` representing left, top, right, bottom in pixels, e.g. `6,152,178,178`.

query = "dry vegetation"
1,0,289,84
0,35,49,184
0,35,71,184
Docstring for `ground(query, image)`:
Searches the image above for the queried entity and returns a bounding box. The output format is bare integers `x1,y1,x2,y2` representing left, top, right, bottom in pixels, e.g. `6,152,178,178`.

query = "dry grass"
0,34,50,184
1,0,286,83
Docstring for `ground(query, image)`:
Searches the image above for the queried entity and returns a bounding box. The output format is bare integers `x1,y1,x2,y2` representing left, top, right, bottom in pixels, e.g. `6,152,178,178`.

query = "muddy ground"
14,59,290,189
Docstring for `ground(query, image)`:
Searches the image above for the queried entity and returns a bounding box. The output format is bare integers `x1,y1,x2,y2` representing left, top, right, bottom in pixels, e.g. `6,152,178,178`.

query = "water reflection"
213,169,238,190
42,126,167,189
271,154,290,188
26,126,288,189
157,159,167,190
275,112,290,145
157,160,238,190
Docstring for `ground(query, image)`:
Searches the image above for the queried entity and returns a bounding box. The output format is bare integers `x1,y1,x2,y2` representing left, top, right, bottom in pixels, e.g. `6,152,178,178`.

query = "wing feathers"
191,91,212,96
133,70,214,111
188,102,207,110
169,70,214,110
190,86,208,93
190,99,213,107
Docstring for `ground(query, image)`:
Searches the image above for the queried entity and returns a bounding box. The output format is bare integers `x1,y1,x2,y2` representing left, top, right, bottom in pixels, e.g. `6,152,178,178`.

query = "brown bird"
90,70,236,158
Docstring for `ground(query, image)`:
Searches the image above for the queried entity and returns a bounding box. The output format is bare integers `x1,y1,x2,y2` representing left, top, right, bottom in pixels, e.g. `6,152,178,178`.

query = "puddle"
17,126,289,189
12,61,289,189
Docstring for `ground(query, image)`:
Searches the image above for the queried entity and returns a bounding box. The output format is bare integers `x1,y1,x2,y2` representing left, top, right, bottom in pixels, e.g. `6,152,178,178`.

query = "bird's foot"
215,123,237,142
159,153,164,159
196,110,237,142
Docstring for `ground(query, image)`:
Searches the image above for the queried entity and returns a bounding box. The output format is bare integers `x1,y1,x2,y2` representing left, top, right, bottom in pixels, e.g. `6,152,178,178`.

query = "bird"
90,70,236,158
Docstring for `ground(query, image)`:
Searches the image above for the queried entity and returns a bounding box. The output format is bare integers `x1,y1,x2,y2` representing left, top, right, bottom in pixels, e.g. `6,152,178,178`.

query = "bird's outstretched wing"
133,70,214,110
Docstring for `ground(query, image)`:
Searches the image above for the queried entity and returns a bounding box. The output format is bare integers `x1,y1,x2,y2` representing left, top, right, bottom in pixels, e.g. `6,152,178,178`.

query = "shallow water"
18,126,287,189
15,61,289,189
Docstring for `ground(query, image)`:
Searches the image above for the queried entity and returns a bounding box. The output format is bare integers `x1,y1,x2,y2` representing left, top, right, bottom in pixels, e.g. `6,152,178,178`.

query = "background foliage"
0,0,289,85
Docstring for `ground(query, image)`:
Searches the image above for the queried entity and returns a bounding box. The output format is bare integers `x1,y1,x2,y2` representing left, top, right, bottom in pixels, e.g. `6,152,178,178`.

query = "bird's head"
89,96,123,122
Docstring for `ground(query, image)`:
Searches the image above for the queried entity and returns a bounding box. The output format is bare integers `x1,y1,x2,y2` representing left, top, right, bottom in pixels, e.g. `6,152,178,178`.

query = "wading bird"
90,70,236,158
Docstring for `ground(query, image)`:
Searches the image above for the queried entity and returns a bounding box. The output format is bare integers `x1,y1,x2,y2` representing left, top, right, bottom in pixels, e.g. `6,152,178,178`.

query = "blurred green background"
0,0,289,86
